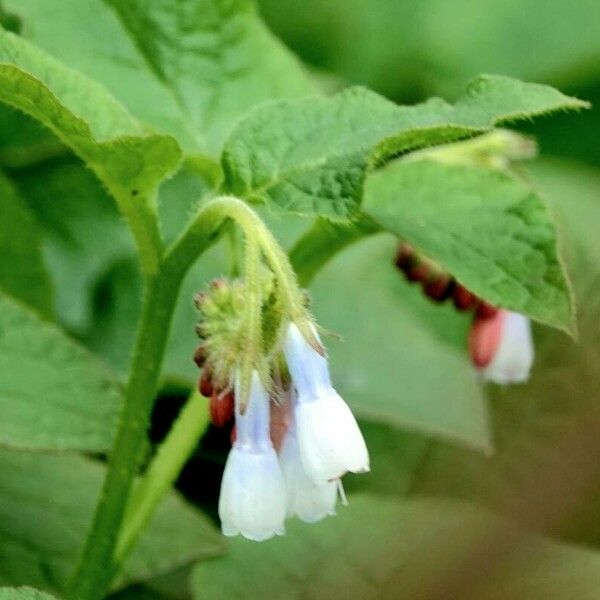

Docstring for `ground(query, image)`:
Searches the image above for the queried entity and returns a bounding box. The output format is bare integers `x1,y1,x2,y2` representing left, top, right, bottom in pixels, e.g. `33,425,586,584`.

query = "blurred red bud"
453,284,477,311
476,301,499,320
423,275,454,302
210,389,234,427
394,243,414,270
469,310,505,368
230,425,237,445
406,264,429,283
198,368,214,397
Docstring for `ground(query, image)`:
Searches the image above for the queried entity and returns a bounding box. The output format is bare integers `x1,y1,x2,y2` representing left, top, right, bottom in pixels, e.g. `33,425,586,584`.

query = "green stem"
68,274,182,600
114,390,210,563
165,196,306,321
289,217,380,287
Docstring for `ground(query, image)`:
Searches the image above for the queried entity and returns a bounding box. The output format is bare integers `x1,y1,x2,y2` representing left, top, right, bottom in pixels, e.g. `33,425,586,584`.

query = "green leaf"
0,171,52,316
0,448,224,593
309,234,491,451
221,75,586,220
192,495,600,599
13,159,135,333
259,0,600,98
0,291,121,451
104,0,314,155
0,26,181,270
0,107,65,169
0,588,58,600
6,0,314,157
363,160,574,334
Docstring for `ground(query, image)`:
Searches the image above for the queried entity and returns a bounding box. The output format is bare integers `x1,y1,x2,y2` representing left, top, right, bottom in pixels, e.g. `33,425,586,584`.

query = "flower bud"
192,345,207,368
198,368,214,397
476,301,499,320
423,274,454,302
210,389,234,427
469,310,534,384
453,284,477,311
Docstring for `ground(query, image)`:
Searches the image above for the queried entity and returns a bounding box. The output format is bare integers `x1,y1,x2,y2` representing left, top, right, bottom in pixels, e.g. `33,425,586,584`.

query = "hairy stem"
68,275,181,599
166,196,307,323
289,217,380,287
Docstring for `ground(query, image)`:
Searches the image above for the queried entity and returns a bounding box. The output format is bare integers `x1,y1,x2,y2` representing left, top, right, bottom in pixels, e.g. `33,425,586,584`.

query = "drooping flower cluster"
217,323,368,541
394,243,535,384
193,277,369,541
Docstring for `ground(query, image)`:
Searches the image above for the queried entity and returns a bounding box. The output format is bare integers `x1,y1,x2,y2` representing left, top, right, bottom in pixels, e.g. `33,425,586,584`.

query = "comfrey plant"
193,245,369,540
0,6,587,597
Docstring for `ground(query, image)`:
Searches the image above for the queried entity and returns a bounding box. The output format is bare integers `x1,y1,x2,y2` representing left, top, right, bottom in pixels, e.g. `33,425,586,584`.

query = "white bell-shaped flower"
481,310,534,384
283,323,369,483
218,370,286,541
279,390,340,522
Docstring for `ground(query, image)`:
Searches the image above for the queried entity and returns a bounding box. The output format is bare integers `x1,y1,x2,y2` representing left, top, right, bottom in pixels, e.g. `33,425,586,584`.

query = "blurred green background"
1,1,600,598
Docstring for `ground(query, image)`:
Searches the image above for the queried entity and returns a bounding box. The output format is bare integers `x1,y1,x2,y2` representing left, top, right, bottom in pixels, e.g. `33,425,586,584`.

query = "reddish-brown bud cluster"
193,351,235,428
394,243,499,319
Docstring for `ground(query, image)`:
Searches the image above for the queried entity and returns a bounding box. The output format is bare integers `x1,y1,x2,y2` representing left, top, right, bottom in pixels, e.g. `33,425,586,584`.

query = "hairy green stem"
114,391,210,563
238,233,263,407
166,196,307,322
290,217,380,287
68,274,181,599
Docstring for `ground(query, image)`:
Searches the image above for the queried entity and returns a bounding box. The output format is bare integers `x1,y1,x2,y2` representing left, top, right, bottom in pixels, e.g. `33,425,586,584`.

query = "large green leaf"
221,75,586,220
192,495,600,599
0,291,121,451
0,449,223,594
14,159,135,333
363,160,574,334
0,26,181,266
5,0,314,157
0,171,52,316
0,589,57,600
309,234,491,451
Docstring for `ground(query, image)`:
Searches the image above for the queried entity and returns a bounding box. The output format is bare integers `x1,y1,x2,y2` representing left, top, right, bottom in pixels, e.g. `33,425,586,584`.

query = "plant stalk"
114,390,210,563
68,274,181,600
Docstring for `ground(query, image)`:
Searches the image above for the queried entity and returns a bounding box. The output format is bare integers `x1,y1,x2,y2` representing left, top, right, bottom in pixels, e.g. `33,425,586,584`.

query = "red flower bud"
198,368,214,397
423,275,454,302
453,284,477,311
394,243,414,271
476,301,499,320
468,310,505,368
230,425,237,445
406,263,429,283
210,389,234,428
